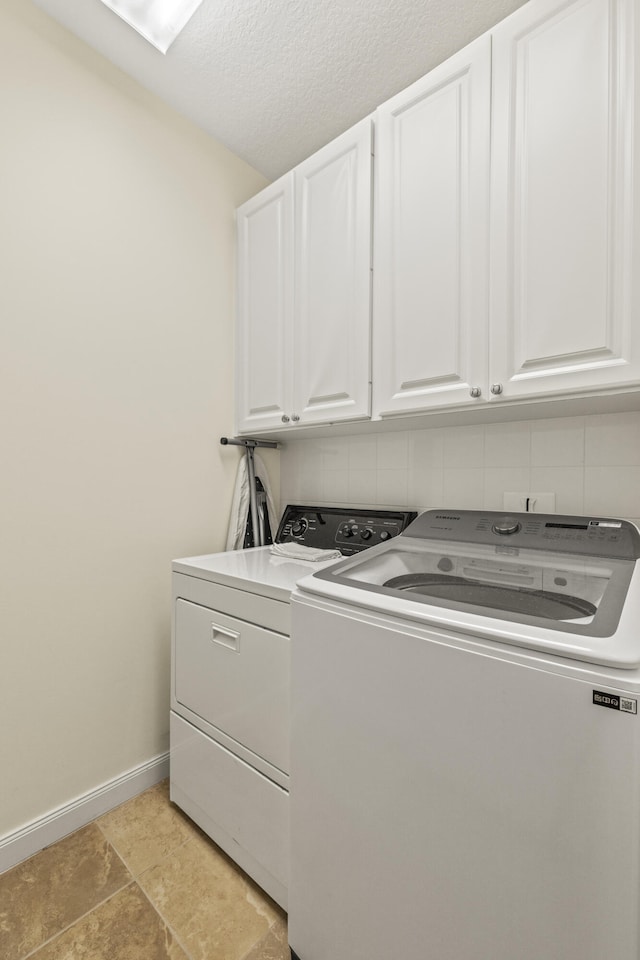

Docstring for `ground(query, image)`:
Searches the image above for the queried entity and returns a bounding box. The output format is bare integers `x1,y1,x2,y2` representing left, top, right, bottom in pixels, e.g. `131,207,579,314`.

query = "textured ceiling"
32,0,528,180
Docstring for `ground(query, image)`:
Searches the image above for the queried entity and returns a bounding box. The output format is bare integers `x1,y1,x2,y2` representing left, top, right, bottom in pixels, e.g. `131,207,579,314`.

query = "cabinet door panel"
236,175,294,433
490,0,639,399
373,36,491,416
293,119,372,424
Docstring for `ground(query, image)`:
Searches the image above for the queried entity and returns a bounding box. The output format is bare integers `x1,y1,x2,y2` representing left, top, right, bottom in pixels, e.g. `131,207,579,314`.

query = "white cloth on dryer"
269,542,342,562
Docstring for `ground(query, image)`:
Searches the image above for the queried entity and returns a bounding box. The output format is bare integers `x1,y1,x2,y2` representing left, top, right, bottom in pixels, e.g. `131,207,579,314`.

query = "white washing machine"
169,504,415,909
288,509,640,960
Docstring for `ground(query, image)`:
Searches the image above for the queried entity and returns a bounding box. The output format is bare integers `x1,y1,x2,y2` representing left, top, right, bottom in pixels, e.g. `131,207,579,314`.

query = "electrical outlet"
503,492,556,513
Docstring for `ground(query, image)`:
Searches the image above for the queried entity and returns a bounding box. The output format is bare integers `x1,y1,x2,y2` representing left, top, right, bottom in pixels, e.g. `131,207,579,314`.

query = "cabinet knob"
469,386,482,399
281,414,290,423
490,383,503,396
291,413,300,422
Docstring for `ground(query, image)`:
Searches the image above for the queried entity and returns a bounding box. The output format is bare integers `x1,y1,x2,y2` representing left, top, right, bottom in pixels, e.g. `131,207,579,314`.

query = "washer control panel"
402,510,640,560
276,505,417,556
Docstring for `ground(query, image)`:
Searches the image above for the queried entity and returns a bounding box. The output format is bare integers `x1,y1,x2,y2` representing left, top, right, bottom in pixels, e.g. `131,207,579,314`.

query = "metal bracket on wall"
220,437,279,547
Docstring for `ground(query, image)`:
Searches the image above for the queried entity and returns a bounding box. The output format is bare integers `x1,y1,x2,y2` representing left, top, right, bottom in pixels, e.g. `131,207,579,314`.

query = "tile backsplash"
279,411,640,522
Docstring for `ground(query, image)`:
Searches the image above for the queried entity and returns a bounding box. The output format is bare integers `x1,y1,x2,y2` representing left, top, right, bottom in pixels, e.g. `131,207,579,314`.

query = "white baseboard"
0,752,170,875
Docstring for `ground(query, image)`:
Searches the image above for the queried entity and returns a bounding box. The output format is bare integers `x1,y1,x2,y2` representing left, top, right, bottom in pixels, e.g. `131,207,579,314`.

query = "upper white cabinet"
236,0,640,435
373,0,640,420
236,176,294,434
293,120,373,425
490,0,640,401
236,120,372,434
373,35,491,416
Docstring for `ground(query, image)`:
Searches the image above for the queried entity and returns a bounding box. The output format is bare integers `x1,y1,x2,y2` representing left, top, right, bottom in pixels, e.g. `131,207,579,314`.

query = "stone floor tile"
97,779,199,877
30,883,189,960
0,823,131,960
138,829,281,960
241,916,290,960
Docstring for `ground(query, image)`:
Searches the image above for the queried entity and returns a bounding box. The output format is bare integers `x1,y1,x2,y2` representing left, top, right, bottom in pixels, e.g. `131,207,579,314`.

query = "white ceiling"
33,0,527,181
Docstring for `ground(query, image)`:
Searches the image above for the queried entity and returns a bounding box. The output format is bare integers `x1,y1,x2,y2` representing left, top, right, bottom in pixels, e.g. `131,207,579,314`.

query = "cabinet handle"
211,623,240,652
490,383,503,396
291,413,300,422
469,386,482,399
281,414,290,423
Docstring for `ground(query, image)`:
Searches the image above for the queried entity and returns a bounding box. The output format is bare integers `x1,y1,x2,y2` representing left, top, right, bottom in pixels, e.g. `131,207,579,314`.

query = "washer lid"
310,510,640,651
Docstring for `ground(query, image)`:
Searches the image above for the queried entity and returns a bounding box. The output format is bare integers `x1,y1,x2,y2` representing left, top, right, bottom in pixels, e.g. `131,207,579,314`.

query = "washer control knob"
361,528,373,541
290,519,308,537
492,517,521,536
379,530,391,541
342,524,356,538
437,556,454,572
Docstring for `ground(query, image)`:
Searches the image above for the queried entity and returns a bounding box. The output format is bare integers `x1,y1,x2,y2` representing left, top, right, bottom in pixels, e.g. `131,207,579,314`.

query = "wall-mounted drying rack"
220,437,279,547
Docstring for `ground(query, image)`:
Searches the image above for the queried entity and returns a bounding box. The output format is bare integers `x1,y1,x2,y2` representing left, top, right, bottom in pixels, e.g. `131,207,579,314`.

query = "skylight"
99,0,204,54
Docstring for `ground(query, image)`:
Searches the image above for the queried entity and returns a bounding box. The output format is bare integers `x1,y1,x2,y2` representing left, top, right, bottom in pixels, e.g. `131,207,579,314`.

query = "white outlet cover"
503,492,556,513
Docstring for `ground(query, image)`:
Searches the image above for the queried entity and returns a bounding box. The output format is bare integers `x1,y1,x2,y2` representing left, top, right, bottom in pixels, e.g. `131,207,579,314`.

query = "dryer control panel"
277,505,417,556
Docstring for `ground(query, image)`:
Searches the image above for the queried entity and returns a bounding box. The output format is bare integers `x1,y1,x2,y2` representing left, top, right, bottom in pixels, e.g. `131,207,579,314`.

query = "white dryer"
170,505,415,909
289,509,640,960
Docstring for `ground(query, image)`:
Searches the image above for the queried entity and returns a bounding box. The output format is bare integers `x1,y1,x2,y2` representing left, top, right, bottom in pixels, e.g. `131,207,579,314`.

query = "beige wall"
0,0,275,835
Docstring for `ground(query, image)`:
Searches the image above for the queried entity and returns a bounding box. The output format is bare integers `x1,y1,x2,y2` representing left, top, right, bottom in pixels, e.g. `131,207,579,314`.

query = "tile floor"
0,780,289,960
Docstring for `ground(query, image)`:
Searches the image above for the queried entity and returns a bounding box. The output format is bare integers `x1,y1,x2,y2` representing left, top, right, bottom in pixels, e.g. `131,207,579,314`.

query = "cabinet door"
236,174,294,433
292,119,373,425
372,36,491,417
490,0,640,400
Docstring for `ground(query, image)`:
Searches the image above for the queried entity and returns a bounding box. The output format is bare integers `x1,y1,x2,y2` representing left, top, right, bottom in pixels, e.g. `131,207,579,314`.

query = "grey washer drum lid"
383,574,597,621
